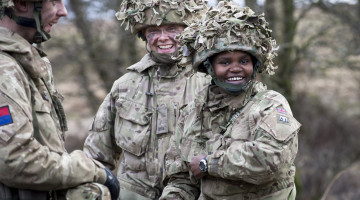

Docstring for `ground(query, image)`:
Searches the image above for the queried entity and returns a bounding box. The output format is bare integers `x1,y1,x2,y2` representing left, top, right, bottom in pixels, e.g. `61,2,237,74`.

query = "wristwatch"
199,156,208,173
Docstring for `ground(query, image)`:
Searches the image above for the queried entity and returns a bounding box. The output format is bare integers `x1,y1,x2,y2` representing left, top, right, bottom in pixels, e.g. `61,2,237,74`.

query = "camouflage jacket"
0,27,107,193
162,81,300,200
84,53,210,199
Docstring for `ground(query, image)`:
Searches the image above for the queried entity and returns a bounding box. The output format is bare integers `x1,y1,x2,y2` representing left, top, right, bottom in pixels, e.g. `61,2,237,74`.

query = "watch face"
199,159,207,172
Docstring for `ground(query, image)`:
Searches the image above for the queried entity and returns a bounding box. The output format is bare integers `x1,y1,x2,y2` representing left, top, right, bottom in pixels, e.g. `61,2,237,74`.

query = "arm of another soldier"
0,59,107,190
84,82,122,170
206,92,301,185
160,106,200,200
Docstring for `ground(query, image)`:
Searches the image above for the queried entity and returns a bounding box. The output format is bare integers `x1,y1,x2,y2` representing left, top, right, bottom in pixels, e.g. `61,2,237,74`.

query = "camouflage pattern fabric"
0,27,109,199
161,81,300,199
115,0,207,34
65,183,111,200
177,1,278,75
84,53,210,199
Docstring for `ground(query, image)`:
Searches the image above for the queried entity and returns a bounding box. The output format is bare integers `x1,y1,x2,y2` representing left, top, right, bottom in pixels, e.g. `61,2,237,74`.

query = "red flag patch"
0,106,13,126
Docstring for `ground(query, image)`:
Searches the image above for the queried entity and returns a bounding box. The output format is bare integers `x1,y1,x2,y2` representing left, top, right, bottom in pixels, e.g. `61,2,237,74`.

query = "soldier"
83,0,210,199
0,0,119,200
161,2,301,199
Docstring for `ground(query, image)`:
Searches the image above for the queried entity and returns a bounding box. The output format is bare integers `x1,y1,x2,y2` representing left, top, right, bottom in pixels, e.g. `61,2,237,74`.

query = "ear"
12,0,30,12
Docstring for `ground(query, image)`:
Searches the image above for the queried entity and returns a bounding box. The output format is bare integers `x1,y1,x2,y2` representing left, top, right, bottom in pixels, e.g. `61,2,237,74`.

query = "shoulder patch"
0,105,13,126
277,114,290,124
276,107,287,114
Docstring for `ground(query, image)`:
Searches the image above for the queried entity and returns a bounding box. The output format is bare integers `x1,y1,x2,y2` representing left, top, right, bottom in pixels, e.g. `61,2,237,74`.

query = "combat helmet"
0,0,51,43
179,1,278,93
115,0,207,40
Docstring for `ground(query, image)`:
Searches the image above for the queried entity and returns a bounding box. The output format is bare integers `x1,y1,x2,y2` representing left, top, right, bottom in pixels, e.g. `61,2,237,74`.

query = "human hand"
190,154,207,179
103,167,120,200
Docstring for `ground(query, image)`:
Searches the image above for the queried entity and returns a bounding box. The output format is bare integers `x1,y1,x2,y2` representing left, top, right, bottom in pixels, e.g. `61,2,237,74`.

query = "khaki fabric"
120,188,151,200
84,53,211,199
0,27,107,199
65,183,111,200
161,81,300,200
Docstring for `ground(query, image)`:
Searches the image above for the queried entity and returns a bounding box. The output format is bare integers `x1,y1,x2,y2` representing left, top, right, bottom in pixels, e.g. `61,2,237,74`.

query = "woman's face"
211,50,253,86
144,24,185,54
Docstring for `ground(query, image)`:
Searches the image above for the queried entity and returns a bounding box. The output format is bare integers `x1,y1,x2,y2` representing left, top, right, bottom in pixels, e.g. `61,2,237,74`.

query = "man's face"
41,0,67,33
144,24,185,54
211,50,254,86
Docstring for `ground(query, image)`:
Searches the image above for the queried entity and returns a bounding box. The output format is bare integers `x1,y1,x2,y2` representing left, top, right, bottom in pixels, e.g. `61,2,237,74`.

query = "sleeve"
160,107,200,200
84,88,121,170
206,94,301,185
0,60,107,190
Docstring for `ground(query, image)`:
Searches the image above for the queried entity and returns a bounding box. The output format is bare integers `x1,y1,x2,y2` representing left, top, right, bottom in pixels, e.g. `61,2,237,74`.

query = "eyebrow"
216,54,251,60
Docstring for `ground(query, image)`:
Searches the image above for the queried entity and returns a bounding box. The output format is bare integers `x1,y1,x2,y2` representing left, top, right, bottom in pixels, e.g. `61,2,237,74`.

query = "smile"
158,45,173,49
227,77,243,81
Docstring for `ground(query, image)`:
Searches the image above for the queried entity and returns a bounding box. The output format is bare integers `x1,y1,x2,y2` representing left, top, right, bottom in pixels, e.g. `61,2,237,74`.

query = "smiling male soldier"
83,0,210,199
0,0,119,199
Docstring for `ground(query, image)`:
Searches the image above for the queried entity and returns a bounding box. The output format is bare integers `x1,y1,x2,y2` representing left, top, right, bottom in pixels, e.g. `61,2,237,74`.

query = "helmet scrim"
179,1,278,76
115,0,207,38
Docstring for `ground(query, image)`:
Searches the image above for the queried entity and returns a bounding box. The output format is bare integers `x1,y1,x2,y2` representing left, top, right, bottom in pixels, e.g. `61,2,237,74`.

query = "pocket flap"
116,98,150,125
259,106,301,141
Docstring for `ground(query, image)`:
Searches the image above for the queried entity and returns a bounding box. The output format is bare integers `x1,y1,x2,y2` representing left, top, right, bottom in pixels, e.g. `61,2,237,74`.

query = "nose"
229,63,242,72
158,29,170,41
58,2,68,17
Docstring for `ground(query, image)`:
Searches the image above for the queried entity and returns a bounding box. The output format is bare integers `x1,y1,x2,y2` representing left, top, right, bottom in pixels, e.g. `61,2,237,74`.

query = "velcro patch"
276,107,287,114
0,105,13,126
277,114,289,124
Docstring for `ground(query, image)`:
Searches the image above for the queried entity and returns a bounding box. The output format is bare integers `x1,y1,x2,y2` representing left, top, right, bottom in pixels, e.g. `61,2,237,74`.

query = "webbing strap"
219,96,253,134
30,87,41,141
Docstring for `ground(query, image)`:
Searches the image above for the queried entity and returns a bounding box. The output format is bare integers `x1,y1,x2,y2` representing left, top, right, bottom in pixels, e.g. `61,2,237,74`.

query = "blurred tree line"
43,0,360,199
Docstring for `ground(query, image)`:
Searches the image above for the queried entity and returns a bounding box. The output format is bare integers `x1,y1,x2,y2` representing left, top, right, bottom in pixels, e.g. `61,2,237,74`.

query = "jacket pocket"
115,98,151,156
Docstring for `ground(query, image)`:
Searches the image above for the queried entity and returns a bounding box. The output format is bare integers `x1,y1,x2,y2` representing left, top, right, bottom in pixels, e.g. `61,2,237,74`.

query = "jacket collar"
0,27,48,79
127,53,186,78
207,81,267,112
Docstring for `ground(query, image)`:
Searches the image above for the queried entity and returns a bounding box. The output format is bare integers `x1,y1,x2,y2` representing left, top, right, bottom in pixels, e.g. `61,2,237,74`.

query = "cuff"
93,159,107,184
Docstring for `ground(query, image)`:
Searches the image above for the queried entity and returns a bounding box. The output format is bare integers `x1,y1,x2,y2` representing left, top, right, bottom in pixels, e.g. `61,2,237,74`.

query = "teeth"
159,45,173,49
228,77,243,81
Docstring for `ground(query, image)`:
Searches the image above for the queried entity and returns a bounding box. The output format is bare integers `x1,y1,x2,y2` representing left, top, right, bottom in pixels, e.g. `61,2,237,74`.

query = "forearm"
0,136,106,190
207,132,298,184
84,93,120,170
160,172,200,200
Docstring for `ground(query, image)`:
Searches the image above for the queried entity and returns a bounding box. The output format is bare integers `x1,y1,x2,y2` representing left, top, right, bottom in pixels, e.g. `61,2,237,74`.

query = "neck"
0,16,35,43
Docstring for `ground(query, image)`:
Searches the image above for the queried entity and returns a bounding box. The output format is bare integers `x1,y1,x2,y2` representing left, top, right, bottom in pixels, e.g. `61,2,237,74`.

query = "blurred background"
41,0,360,199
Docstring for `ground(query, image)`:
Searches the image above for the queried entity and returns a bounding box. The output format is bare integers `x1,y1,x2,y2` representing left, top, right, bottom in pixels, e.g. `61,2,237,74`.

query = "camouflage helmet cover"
179,1,278,75
115,0,207,35
0,0,44,18
0,0,44,8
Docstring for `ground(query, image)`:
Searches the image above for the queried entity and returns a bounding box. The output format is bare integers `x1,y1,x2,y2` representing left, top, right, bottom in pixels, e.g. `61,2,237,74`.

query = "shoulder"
110,70,148,96
252,90,292,114
126,54,156,73
179,87,208,121
0,53,29,97
250,90,301,141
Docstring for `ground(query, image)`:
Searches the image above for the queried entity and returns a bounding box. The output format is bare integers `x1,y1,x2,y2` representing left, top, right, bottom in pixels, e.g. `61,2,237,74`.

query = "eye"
218,60,230,65
167,26,177,33
150,29,158,34
240,59,248,64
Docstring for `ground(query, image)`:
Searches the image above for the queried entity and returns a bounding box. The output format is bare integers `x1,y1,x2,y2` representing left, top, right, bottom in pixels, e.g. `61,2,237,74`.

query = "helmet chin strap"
4,1,50,43
203,58,259,94
145,40,180,65
33,1,50,43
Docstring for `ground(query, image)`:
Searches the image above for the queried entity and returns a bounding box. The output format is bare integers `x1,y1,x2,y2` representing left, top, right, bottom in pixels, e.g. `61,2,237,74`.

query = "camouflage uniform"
162,82,300,199
161,2,301,199
84,53,210,199
84,0,209,199
0,27,110,200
